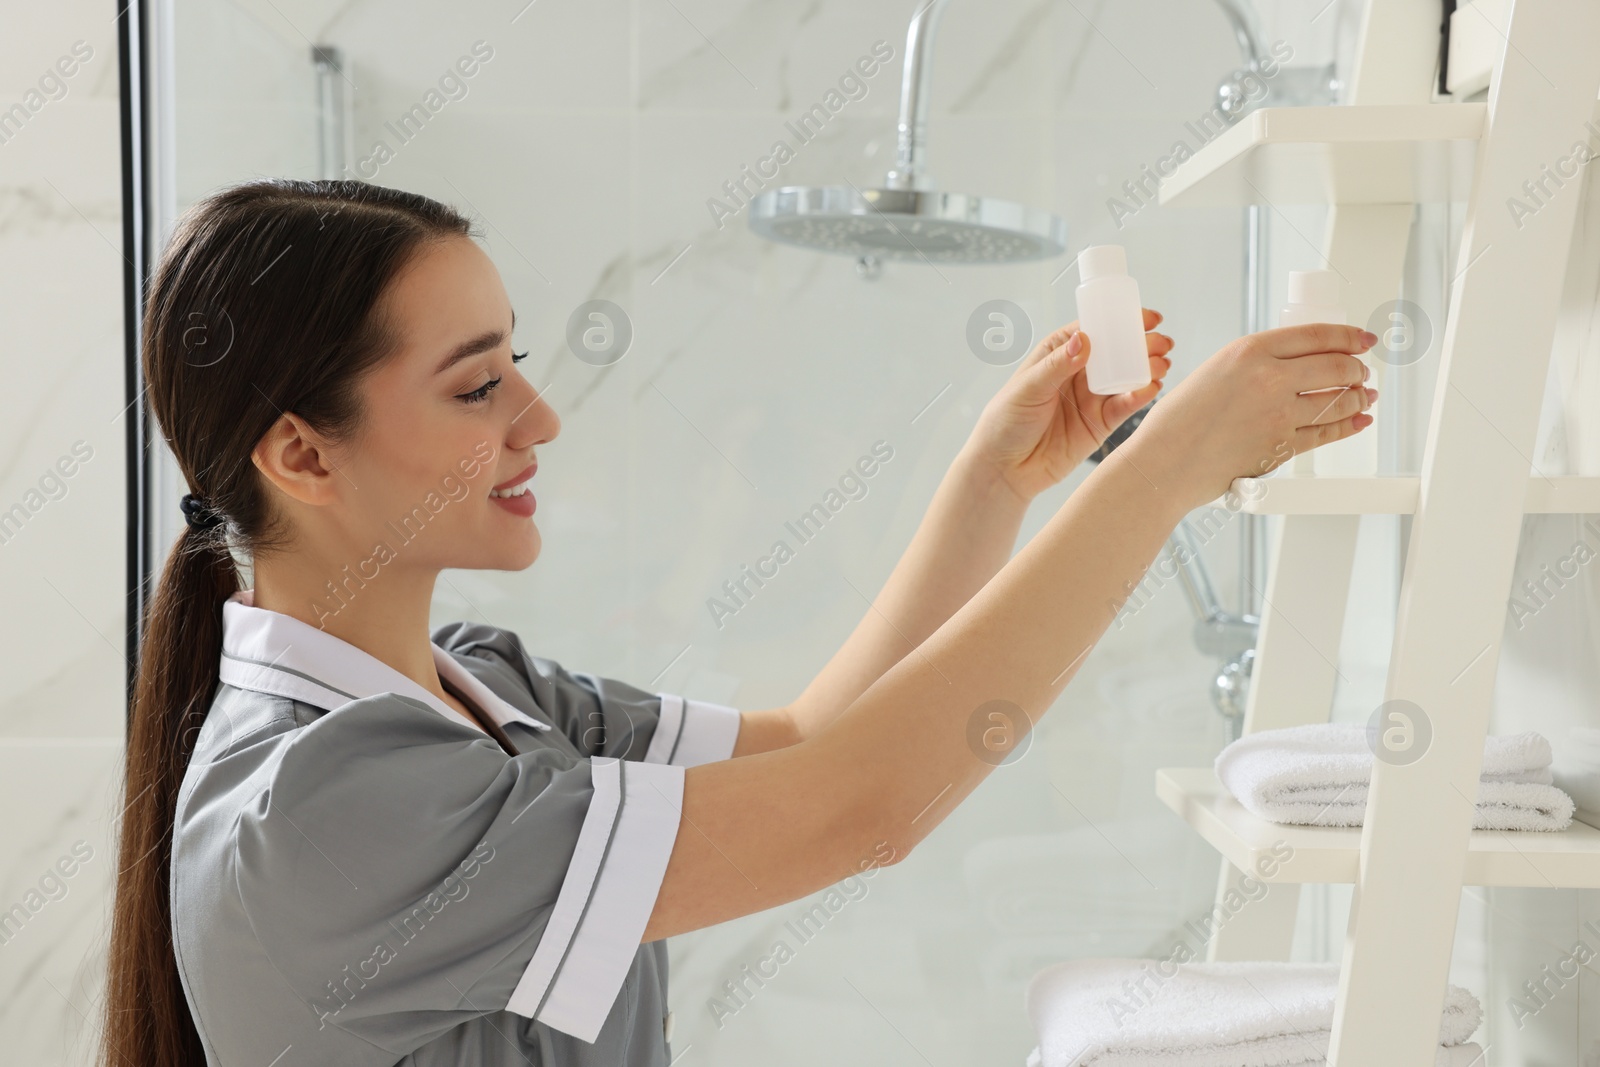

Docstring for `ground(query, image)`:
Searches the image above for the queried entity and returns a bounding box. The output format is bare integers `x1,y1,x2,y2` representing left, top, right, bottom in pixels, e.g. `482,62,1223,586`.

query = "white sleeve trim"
644,693,741,766
505,757,684,1043
641,695,685,764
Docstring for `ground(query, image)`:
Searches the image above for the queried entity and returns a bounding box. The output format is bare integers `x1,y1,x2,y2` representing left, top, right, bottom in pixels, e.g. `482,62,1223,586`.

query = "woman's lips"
492,463,536,491
489,463,537,517
491,489,536,517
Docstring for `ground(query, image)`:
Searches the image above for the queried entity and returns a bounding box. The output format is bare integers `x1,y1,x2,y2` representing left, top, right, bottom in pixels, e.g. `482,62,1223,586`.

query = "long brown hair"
104,179,474,1065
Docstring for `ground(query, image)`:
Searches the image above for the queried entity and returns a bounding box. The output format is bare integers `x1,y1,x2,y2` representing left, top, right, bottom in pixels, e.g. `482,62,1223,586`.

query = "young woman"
105,179,1375,1066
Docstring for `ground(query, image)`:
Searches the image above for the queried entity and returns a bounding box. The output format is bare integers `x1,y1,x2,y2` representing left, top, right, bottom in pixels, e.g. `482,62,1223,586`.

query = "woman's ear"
251,412,341,506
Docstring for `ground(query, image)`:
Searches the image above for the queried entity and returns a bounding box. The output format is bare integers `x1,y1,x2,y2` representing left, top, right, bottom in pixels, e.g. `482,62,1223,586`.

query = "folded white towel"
1215,724,1574,831
1025,959,1482,1067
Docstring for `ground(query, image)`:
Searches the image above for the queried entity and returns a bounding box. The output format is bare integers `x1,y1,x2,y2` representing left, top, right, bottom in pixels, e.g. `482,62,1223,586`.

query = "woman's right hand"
1112,322,1379,510
647,326,1378,946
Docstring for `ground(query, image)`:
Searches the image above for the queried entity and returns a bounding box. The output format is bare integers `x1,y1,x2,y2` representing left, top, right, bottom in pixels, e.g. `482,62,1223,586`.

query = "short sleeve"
233,693,684,1050
432,621,741,766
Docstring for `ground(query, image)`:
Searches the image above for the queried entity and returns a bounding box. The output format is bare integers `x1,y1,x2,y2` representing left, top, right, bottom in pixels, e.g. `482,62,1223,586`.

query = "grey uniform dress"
171,590,741,1067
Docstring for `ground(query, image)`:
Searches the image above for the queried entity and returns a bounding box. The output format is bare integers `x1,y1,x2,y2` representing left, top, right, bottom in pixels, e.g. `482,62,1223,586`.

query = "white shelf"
1446,0,1510,97
1217,474,1600,515
1156,104,1484,208
1157,768,1600,889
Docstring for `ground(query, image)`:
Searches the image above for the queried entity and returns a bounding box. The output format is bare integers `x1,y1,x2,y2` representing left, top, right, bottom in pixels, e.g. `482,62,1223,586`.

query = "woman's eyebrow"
435,328,507,374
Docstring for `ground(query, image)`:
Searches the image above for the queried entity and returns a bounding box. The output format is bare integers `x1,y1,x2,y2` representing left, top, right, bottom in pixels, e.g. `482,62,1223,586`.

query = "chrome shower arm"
1209,0,1265,70
885,0,951,191
883,0,1261,193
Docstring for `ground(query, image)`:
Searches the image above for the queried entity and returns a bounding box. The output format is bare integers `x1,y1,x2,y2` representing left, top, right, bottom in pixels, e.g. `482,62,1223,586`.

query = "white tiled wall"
0,2,126,1063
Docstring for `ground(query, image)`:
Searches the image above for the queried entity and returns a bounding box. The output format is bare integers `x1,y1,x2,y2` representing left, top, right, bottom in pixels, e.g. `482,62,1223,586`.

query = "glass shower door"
145,0,324,558
140,1,1353,1062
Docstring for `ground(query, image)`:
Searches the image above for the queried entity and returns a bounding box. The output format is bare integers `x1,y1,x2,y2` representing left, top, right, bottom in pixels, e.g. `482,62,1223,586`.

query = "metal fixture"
312,45,353,181
747,0,1067,264
1210,0,1339,120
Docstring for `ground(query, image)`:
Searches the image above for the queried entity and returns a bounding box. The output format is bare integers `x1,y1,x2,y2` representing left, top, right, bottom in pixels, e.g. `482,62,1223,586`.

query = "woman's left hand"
965,308,1174,503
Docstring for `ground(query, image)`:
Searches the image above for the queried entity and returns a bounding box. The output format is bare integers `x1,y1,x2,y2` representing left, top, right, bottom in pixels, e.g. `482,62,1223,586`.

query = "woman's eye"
457,375,503,404
511,350,528,364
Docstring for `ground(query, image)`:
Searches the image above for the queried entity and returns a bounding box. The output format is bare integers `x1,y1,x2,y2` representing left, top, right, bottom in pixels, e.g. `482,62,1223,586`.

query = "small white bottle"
1280,269,1345,330
1076,245,1150,396
1278,270,1351,475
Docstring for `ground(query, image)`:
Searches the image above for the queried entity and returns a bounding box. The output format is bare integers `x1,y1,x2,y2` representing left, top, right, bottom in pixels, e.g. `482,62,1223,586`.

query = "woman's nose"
508,377,559,449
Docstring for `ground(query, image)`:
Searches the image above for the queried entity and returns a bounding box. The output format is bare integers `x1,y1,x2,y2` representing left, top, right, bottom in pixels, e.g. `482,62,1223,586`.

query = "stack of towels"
1214,723,1575,831
1552,726,1600,815
1024,959,1484,1067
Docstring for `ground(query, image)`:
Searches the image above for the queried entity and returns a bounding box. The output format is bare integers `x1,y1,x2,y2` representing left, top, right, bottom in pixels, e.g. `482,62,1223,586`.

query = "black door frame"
116,0,153,710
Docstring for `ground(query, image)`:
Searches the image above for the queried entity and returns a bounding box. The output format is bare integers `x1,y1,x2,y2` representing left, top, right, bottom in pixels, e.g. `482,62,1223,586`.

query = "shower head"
747,185,1067,263
747,0,1067,265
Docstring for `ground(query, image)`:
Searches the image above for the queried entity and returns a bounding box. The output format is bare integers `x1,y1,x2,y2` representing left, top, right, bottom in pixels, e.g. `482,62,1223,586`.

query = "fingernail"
1365,387,1378,407
1066,331,1082,356
1359,330,1378,347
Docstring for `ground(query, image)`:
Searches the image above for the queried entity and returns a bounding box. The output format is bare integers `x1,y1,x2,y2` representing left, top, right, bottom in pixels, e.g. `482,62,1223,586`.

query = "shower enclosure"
121,0,1593,1062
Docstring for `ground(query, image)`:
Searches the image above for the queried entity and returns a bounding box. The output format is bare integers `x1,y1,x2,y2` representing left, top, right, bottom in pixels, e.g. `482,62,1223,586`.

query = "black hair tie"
180,493,225,532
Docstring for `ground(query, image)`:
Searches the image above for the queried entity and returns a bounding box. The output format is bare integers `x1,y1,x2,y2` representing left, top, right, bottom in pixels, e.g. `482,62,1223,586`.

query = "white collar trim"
218,589,550,734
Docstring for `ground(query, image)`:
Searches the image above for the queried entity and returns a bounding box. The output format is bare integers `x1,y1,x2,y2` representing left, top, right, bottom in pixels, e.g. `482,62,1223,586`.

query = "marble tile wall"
0,1,126,1062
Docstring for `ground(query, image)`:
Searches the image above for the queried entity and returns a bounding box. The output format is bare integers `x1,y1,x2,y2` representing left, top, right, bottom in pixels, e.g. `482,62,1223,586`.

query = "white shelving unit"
1157,768,1600,889
1154,103,1484,207
1216,474,1600,515
1149,2,1600,1064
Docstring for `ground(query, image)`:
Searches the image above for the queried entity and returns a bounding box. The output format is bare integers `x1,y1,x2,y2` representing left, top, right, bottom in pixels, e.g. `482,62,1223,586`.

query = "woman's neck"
249,550,449,708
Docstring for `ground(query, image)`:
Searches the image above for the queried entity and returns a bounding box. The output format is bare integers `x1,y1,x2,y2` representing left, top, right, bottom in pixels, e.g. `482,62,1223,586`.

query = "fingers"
1119,377,1162,409
1006,329,1087,405
1012,322,1084,375
1256,322,1377,359
1295,385,1376,427
1008,321,1174,412
1291,410,1373,455
1098,351,1168,422
1287,351,1368,391
1019,309,1165,373
1146,352,1172,383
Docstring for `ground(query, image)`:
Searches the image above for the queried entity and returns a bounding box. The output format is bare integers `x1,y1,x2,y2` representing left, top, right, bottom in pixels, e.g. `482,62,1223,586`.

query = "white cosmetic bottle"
1280,271,1369,476
1076,245,1150,395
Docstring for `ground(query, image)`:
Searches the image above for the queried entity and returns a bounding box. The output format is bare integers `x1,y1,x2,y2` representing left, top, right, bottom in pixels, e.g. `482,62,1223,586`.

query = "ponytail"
103,179,474,1065
105,526,235,1064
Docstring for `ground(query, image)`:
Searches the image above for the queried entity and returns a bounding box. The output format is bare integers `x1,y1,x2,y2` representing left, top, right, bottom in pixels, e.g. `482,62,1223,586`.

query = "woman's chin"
446,523,541,572
498,525,542,570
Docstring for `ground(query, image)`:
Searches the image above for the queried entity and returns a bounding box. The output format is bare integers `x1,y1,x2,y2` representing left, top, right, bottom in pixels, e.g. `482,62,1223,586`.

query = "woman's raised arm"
781,314,1174,743
644,322,1376,943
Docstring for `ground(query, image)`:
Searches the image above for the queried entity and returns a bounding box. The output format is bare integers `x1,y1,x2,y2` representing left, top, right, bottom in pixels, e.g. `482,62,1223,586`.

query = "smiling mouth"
489,484,532,499
490,461,537,496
